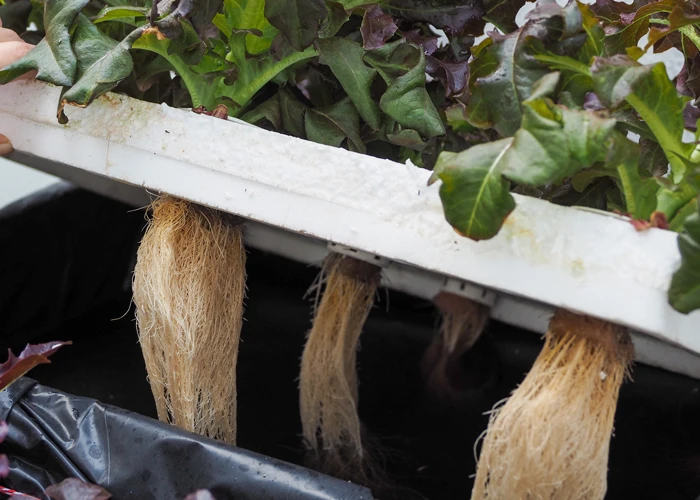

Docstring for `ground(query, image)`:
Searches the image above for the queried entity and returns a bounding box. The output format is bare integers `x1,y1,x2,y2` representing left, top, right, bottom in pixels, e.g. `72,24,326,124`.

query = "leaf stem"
533,54,591,77
625,92,690,182
679,25,700,52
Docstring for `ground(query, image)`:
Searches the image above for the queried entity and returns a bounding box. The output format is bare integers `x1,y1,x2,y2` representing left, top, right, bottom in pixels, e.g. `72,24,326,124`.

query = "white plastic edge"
1,80,698,376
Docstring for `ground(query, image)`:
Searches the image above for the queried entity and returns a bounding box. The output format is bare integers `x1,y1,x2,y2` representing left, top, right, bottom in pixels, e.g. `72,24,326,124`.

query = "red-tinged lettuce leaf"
591,55,695,183
305,96,365,152
646,2,700,51
669,198,700,313
192,103,230,118
678,53,700,102
588,0,641,23
629,211,669,231
465,0,587,137
316,37,382,129
593,0,674,55
384,0,485,35
402,28,439,56
426,55,468,96
0,341,71,392
483,0,532,34
0,0,91,86
46,478,112,500
428,138,516,241
361,5,397,50
684,102,700,132
154,0,197,38
191,0,225,36
386,127,428,150
264,0,328,51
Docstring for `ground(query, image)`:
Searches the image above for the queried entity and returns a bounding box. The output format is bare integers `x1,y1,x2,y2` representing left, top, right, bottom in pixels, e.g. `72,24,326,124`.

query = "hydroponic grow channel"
1,79,698,378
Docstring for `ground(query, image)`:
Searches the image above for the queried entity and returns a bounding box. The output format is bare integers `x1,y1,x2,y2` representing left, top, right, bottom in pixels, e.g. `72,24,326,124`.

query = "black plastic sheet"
0,182,144,349
0,378,373,500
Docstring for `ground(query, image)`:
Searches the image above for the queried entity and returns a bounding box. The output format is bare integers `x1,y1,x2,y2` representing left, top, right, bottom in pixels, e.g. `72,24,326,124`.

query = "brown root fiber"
132,196,246,444
299,253,381,480
421,292,490,401
472,309,634,500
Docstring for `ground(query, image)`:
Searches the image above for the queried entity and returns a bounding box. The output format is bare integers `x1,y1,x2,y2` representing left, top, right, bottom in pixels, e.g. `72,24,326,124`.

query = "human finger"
0,134,13,156
0,26,24,43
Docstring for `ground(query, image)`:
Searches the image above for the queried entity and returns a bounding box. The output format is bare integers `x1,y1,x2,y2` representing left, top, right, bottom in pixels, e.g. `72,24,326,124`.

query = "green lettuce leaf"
264,0,328,51
429,139,516,241
305,96,364,152
465,0,588,137
592,56,694,182
316,37,382,130
213,0,278,54
365,40,444,139
0,0,92,86
669,198,700,313
59,16,143,117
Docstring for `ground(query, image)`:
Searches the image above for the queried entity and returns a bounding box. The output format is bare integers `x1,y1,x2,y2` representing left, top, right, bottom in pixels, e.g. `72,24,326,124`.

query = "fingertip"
0,41,35,71
0,134,13,156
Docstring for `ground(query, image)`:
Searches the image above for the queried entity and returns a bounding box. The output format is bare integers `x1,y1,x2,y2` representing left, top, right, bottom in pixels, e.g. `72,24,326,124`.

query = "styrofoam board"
1,79,697,375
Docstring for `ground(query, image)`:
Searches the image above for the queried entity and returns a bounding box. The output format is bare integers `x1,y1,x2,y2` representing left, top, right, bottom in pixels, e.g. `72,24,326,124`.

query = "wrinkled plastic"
0,378,374,500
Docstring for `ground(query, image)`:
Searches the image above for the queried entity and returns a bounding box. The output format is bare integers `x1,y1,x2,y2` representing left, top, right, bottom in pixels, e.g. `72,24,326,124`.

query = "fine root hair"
471,308,634,500
133,196,246,444
421,292,490,401
299,253,381,481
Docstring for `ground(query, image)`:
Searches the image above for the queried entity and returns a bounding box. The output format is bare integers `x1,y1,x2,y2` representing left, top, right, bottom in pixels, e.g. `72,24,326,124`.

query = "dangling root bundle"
133,196,246,444
472,309,634,500
299,253,381,480
421,292,490,401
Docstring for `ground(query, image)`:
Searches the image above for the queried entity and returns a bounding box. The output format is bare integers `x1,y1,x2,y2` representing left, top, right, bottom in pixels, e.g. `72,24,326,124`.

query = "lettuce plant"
0,0,697,312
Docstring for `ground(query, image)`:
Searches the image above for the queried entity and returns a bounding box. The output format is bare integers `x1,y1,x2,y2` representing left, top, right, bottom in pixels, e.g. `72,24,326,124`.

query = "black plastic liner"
0,182,143,347
0,378,373,500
